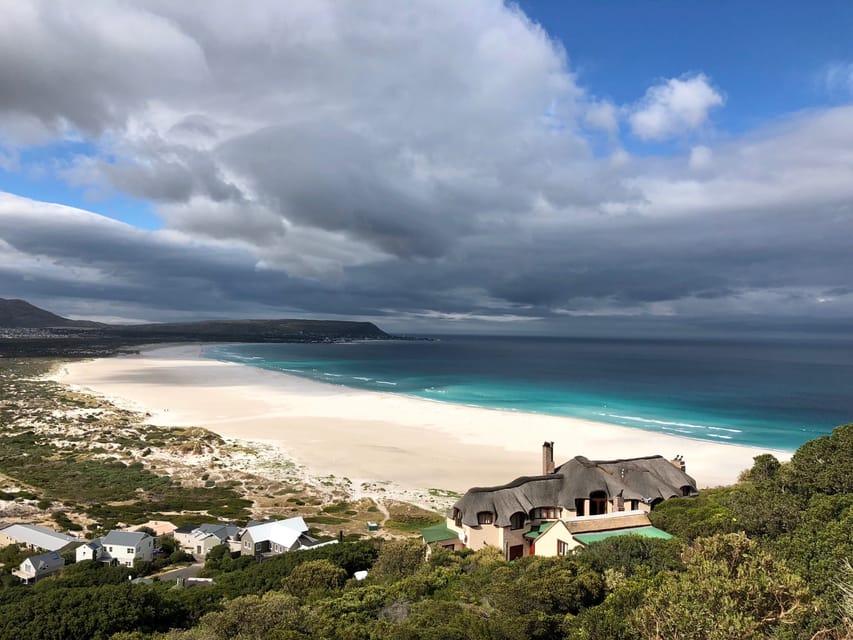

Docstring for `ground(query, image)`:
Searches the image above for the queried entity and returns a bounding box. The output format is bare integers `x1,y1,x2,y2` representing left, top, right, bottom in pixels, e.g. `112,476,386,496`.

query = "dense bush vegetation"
1,425,850,639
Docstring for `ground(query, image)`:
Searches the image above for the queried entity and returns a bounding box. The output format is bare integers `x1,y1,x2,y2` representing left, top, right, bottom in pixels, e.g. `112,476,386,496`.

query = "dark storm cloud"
1,1,852,333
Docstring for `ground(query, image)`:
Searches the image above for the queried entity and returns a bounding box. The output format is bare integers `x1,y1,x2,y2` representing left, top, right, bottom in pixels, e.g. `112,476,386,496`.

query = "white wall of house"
173,531,197,552
533,522,581,557
102,537,154,567
76,545,100,563
191,534,221,558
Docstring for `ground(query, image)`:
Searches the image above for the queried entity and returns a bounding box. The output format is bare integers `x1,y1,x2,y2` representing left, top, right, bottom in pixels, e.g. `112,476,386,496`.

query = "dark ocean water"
203,336,853,451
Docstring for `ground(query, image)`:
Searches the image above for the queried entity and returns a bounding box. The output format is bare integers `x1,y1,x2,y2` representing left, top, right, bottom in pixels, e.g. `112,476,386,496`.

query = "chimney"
542,441,555,475
670,455,686,473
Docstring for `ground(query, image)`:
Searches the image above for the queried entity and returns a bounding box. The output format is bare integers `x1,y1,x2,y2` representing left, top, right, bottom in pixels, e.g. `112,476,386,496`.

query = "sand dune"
55,344,788,493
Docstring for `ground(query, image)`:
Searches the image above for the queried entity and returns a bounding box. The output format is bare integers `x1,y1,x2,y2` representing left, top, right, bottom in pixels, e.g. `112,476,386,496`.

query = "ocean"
203,335,853,451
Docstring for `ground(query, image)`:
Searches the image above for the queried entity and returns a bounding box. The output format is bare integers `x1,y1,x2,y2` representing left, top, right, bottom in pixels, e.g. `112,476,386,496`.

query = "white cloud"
629,73,724,141
584,100,618,134
1,3,853,330
821,61,853,95
688,145,713,170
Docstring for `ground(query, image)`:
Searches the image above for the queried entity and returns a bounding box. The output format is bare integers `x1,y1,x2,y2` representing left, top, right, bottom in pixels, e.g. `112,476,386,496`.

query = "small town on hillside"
2,442,696,584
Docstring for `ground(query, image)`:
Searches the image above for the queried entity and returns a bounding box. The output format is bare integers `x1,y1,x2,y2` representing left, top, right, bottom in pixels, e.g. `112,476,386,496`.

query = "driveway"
153,562,204,581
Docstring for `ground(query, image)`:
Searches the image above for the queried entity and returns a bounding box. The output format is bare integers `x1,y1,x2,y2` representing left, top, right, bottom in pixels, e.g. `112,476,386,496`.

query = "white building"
174,523,240,559
13,551,64,583
0,523,76,552
238,517,331,558
78,531,154,567
75,540,103,563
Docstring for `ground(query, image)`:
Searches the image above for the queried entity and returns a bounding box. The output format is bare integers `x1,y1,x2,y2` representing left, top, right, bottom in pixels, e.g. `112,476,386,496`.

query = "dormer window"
477,511,493,525
510,512,526,530
453,509,462,527
531,507,558,520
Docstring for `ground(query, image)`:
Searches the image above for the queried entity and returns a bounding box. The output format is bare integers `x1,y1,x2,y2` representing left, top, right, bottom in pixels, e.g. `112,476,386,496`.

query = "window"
453,509,462,527
589,491,608,515
681,485,693,497
510,512,526,530
557,540,570,556
127,547,134,554
629,499,639,511
477,511,493,525
532,507,558,520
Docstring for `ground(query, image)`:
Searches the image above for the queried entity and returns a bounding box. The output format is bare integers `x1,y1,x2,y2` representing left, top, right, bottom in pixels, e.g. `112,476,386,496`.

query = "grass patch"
305,515,348,525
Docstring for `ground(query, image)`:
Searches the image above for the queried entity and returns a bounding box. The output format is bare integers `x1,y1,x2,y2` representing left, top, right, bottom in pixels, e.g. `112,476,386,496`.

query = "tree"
647,490,738,541
574,535,683,577
632,533,809,640
186,591,305,640
837,560,853,636
283,560,347,599
370,539,426,583
739,453,782,484
788,424,853,496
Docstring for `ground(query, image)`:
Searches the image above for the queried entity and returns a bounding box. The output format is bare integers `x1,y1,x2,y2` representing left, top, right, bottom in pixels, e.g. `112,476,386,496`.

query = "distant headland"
0,298,394,357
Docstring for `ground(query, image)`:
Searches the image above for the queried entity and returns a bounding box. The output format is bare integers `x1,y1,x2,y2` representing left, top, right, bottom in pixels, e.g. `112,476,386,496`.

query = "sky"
1,1,852,336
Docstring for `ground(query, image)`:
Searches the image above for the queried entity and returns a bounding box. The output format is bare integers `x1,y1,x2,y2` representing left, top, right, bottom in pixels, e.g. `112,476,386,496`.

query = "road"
152,562,204,582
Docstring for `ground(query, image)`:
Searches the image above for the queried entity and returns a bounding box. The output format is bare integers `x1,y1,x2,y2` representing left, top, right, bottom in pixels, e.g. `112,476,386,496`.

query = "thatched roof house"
452,451,697,528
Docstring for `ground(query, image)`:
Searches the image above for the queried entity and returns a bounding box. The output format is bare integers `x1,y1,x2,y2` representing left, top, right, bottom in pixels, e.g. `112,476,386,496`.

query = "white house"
0,523,76,552
13,551,64,583
174,523,240,559
238,517,329,558
80,531,154,567
75,540,103,563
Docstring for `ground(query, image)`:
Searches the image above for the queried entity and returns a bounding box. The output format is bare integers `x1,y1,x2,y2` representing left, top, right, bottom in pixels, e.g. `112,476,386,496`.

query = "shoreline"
53,344,790,493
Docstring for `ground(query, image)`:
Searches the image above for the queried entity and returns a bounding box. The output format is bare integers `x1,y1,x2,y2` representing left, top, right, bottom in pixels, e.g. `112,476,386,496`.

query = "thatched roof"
452,455,697,528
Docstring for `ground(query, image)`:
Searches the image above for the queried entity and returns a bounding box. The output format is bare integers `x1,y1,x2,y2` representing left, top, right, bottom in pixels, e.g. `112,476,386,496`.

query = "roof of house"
1,524,76,551
421,524,460,544
126,520,178,536
23,550,64,572
452,455,697,528
197,523,239,541
564,512,652,534
244,517,309,549
573,525,673,545
523,521,554,540
174,524,200,534
102,530,149,547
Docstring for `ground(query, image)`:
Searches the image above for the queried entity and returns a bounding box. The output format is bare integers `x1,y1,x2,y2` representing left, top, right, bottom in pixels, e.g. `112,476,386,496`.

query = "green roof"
573,526,673,545
421,524,459,544
523,522,555,540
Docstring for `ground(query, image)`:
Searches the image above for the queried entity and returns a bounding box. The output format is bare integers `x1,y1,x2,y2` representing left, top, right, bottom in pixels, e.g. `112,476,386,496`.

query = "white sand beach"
54,344,789,493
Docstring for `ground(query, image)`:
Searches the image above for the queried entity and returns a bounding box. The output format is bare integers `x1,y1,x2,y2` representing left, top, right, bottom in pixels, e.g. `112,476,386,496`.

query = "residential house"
13,551,64,583
75,540,103,562
428,442,694,560
78,531,154,567
126,520,177,537
0,523,76,552
238,517,331,559
174,523,240,559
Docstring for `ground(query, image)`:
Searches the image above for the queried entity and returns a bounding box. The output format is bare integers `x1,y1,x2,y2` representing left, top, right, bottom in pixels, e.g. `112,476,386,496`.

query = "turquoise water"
203,336,853,451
